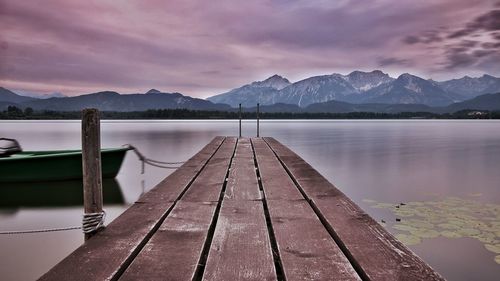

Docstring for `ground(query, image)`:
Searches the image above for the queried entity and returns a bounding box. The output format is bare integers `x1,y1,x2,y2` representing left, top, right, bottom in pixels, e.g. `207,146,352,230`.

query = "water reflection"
0,179,125,209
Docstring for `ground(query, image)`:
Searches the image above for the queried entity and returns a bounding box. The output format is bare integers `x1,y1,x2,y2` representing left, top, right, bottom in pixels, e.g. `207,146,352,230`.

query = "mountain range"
1,70,500,114
207,71,500,107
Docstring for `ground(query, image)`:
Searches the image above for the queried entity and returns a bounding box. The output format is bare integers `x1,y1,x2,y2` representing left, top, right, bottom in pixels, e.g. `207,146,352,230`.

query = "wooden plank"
39,137,224,281
225,138,261,200
253,138,359,280
138,136,225,203
252,138,303,200
267,200,361,281
264,137,444,281
39,202,173,281
182,137,237,202
234,137,254,159
120,201,217,281
203,200,277,281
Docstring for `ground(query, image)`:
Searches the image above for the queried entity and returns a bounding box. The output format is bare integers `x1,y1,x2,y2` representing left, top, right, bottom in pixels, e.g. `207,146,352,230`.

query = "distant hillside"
11,89,230,112
438,75,500,99
236,93,500,114
0,87,36,103
444,93,500,112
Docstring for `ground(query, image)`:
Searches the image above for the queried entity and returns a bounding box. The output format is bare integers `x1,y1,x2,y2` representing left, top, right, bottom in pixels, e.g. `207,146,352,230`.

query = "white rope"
123,144,185,174
82,211,106,234
0,211,106,235
0,226,81,235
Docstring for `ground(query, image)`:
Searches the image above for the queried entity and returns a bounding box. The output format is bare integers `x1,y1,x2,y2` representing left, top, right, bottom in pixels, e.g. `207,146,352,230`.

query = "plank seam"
262,137,369,281
111,137,227,281
192,138,239,281
250,138,286,281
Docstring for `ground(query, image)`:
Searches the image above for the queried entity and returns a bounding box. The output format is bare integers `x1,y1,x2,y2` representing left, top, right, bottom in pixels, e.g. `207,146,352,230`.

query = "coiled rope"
124,144,185,173
0,211,106,235
82,211,106,234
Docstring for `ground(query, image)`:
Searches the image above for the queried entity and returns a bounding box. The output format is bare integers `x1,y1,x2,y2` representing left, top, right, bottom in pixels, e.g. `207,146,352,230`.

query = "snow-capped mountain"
361,73,461,106
438,74,500,99
343,70,394,92
276,74,357,107
208,70,398,107
207,71,499,107
249,74,291,90
206,75,290,107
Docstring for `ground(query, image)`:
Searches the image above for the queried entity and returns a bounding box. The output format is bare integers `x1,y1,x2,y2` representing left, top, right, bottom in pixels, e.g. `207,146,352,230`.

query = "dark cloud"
458,40,479,48
403,36,420,44
473,49,496,57
448,9,500,38
444,49,477,69
482,41,500,49
377,57,412,67
401,4,500,73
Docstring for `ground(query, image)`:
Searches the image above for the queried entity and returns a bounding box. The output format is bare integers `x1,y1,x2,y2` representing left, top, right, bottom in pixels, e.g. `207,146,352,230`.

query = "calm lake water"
1,120,499,280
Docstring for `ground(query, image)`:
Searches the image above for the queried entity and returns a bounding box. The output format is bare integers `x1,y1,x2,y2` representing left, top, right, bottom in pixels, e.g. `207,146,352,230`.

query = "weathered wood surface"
202,200,277,281
264,137,444,281
81,108,103,240
253,138,360,280
225,138,261,200
120,201,217,281
41,136,443,281
266,200,361,281
39,137,224,281
182,137,237,202
252,138,303,200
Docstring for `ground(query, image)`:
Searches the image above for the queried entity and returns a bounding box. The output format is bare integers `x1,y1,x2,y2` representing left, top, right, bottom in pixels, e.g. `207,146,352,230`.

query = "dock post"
239,103,242,138
82,108,104,241
257,103,260,137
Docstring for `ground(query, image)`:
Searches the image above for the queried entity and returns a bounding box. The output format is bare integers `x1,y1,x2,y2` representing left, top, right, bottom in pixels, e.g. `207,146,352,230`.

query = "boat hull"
0,148,129,182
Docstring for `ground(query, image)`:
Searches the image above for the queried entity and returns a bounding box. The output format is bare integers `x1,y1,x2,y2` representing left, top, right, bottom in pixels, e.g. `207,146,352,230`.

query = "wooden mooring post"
239,103,242,138
257,103,260,137
81,108,104,241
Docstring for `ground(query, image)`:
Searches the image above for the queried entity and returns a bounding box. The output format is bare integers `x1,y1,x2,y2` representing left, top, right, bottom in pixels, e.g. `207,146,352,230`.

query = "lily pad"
484,244,500,254
396,233,421,246
365,196,500,264
441,231,462,238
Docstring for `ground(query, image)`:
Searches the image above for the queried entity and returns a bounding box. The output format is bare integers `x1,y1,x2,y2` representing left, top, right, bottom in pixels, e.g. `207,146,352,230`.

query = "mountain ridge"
207,71,500,107
0,89,230,112
2,86,499,114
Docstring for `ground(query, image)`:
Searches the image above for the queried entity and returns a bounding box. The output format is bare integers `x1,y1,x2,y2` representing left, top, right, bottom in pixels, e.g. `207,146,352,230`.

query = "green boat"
0,139,130,182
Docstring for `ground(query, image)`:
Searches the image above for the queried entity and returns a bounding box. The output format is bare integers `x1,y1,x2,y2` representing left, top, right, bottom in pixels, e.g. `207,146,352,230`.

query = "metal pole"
82,108,103,241
257,103,260,137
239,103,242,138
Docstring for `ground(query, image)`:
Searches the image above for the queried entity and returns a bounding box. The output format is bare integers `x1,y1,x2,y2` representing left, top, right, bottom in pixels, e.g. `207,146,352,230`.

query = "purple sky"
1,0,499,97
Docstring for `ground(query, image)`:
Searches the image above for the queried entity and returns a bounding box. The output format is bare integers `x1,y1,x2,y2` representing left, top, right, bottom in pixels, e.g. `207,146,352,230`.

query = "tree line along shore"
1,106,498,120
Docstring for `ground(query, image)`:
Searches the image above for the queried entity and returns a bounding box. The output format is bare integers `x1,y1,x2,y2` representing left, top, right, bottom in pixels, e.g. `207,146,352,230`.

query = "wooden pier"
39,137,443,281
